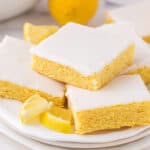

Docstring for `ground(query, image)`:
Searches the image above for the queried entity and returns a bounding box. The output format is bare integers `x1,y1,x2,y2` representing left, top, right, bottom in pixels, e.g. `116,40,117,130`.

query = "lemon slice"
41,106,73,133
20,94,50,124
24,23,58,45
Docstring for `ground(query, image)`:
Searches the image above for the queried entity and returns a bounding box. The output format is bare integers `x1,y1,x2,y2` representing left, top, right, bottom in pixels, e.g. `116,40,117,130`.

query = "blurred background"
0,0,141,40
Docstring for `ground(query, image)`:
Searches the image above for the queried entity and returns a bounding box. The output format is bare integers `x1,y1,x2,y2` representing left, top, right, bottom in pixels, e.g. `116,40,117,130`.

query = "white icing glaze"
31,22,133,76
66,75,150,112
96,23,150,72
0,36,64,97
109,0,150,37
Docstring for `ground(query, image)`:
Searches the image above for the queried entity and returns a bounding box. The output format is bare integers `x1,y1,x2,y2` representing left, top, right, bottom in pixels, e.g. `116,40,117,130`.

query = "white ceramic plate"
28,129,150,149
0,99,150,147
1,121,150,149
1,120,150,150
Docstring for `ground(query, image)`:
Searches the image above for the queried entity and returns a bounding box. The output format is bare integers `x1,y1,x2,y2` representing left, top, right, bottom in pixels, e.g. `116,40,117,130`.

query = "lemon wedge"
24,22,58,45
41,106,73,133
20,94,50,124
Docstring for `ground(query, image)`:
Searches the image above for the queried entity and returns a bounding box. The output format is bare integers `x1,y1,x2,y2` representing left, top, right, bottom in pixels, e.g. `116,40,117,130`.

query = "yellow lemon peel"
41,106,73,133
48,0,98,25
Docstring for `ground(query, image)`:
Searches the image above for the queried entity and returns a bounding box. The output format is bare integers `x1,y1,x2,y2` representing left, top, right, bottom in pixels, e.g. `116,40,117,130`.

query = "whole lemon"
48,0,98,25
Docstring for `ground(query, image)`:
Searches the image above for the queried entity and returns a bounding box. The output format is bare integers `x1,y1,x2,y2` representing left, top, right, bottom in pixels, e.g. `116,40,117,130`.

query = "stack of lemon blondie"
1,22,150,134
31,22,150,134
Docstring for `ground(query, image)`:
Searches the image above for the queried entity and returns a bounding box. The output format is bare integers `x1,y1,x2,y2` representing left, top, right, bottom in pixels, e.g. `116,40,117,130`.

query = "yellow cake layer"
125,66,150,84
32,45,134,90
73,101,150,134
0,81,64,107
105,12,150,43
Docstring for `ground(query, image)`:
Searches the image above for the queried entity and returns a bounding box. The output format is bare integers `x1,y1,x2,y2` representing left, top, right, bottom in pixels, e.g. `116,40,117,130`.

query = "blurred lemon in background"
48,0,99,25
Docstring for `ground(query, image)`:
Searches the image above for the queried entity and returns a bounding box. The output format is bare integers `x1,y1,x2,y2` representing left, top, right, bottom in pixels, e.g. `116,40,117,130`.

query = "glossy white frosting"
109,0,150,37
66,75,150,112
0,36,64,97
96,23,150,72
31,22,133,76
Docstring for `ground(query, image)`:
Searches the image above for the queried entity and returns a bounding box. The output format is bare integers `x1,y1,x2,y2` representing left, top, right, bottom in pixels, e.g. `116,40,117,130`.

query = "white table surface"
0,0,149,149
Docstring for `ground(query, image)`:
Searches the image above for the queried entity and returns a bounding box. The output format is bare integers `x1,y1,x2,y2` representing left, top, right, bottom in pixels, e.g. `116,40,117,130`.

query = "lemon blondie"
66,75,150,134
97,23,150,84
105,0,150,43
0,36,64,106
24,23,58,45
31,23,134,90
